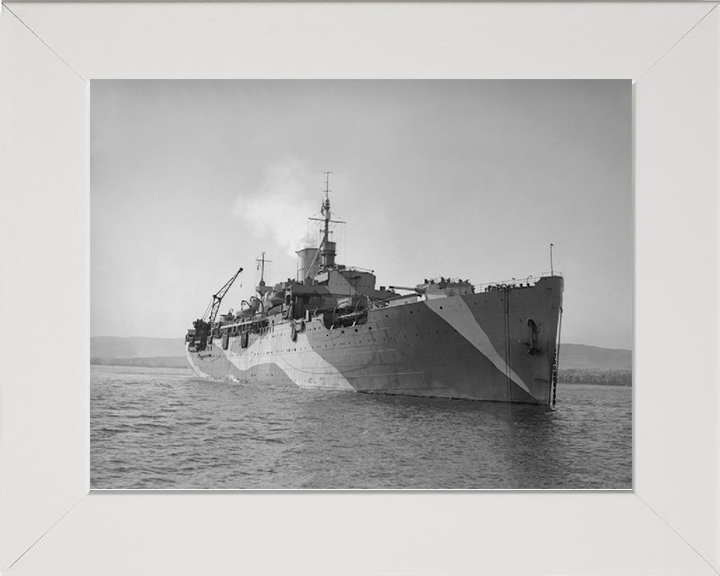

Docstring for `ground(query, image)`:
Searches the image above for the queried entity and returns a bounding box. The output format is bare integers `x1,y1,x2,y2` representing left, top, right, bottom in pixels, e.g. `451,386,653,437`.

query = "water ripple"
91,365,631,489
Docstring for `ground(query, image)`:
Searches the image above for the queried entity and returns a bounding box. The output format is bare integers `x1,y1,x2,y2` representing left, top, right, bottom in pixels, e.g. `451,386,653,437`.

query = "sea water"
91,365,631,489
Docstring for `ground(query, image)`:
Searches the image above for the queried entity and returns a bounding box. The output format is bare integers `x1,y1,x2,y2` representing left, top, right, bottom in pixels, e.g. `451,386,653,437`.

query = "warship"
186,176,564,405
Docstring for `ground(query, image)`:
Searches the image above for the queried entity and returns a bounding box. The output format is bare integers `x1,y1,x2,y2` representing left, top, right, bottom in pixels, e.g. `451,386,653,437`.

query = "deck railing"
473,271,563,292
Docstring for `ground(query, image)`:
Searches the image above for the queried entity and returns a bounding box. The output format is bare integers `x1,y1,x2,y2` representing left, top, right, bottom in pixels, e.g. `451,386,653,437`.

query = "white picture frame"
1,2,718,574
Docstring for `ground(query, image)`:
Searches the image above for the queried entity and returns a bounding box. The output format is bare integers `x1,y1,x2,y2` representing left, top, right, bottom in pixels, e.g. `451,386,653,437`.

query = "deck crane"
202,267,244,325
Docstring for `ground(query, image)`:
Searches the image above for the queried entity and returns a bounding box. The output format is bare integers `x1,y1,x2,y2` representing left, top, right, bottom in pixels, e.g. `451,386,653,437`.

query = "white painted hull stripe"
424,297,532,395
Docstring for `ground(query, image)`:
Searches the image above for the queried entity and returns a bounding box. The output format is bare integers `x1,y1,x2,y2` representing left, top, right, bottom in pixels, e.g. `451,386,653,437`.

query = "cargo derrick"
186,267,243,352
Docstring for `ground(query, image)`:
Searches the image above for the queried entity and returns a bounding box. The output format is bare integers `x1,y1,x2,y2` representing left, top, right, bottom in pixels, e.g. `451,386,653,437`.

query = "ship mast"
321,171,332,256
309,172,345,270
256,252,271,287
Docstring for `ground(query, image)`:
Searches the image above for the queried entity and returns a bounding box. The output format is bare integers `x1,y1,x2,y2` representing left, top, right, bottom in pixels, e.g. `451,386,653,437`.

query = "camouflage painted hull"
187,276,563,405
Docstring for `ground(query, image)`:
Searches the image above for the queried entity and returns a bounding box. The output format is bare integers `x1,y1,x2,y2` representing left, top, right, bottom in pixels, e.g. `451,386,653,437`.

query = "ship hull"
187,276,563,405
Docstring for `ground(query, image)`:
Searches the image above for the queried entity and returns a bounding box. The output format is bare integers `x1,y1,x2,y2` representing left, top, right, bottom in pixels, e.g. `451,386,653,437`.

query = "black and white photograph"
91,80,631,489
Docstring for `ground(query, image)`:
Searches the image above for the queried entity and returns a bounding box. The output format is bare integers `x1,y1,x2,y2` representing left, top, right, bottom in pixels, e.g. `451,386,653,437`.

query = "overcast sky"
91,80,632,349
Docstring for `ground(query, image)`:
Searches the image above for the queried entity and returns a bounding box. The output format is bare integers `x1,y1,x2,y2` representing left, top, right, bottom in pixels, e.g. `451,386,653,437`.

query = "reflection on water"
91,365,631,489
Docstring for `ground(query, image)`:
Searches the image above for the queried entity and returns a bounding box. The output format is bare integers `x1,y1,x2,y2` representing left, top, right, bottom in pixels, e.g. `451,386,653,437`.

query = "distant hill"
91,356,188,369
559,344,632,371
91,336,185,358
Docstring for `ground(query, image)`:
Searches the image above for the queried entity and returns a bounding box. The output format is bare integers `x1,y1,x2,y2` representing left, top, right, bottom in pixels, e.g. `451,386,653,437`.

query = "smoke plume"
234,158,322,257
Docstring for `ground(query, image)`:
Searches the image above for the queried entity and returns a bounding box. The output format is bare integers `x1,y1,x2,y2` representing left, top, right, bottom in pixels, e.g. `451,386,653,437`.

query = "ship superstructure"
186,177,564,405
